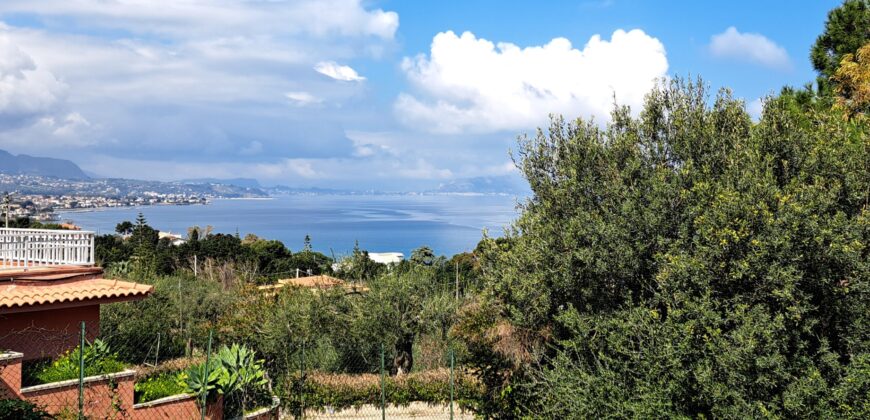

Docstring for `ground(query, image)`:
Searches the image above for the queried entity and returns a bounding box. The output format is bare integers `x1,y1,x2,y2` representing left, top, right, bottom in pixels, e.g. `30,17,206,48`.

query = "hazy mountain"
0,149,89,180
434,176,529,194
180,177,262,189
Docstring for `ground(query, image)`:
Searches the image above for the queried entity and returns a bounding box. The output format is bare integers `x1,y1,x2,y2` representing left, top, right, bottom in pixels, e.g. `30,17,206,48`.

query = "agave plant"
179,360,222,399
216,344,268,416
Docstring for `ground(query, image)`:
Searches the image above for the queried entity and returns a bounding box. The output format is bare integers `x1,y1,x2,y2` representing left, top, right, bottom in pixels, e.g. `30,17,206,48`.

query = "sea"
57,194,522,257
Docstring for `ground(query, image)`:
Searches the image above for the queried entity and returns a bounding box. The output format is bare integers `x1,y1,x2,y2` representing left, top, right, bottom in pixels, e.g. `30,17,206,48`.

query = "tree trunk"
392,333,415,375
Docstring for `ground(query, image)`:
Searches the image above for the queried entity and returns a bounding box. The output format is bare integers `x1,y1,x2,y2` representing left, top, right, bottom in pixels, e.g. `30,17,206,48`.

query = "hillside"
0,149,89,180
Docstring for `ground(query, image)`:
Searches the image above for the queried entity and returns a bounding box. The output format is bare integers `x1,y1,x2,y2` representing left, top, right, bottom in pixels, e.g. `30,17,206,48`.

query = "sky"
0,0,839,190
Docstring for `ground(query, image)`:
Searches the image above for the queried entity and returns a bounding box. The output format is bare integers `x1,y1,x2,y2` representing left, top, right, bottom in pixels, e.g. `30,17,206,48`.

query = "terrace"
0,227,95,271
0,228,230,419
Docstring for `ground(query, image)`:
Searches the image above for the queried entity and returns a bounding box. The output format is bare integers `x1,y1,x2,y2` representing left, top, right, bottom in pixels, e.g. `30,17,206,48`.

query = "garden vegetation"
77,1,870,417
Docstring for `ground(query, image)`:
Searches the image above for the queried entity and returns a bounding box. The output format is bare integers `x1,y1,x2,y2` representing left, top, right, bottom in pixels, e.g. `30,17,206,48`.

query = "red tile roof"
278,275,346,288
258,275,368,293
0,276,153,311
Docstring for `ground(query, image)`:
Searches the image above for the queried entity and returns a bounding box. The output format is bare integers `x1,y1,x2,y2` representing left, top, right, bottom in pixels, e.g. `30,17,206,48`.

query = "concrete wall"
0,305,100,361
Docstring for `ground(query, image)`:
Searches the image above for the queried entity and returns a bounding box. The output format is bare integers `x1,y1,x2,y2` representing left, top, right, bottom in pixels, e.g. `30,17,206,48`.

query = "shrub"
0,399,53,420
284,369,483,414
35,339,126,384
180,344,270,417
134,373,187,404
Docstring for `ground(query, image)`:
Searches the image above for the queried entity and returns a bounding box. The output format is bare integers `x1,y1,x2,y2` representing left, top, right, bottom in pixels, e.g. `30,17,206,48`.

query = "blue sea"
57,194,521,257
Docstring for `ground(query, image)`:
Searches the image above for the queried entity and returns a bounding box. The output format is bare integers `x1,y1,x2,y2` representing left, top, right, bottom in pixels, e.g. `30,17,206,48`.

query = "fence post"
380,343,386,420
78,321,85,420
300,341,306,419
201,329,213,420
449,348,455,420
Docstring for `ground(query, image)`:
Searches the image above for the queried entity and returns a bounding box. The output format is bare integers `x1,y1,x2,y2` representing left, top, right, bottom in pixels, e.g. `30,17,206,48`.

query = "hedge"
283,368,482,413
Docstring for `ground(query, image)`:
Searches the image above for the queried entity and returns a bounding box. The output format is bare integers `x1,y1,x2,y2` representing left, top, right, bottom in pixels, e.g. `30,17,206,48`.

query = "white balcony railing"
0,228,95,270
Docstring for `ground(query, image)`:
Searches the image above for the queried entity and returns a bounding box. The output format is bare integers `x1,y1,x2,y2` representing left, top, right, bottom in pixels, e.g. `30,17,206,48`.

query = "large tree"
459,79,870,418
811,0,870,94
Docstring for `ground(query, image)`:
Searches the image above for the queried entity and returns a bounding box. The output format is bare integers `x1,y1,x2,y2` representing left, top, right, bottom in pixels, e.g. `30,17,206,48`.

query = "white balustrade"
0,228,95,269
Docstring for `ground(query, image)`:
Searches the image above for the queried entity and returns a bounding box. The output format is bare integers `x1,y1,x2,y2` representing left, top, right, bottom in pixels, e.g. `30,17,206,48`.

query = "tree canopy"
459,79,870,418
811,0,870,94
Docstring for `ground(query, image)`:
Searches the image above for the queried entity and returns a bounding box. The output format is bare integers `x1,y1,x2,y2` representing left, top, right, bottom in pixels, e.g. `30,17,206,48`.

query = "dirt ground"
288,402,475,419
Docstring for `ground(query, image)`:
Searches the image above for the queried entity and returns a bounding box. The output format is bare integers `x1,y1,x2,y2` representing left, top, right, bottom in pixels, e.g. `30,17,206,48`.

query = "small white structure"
368,252,404,265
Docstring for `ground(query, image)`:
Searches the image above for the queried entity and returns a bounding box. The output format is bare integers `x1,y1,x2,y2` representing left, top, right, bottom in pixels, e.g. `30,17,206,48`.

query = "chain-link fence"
1,298,479,419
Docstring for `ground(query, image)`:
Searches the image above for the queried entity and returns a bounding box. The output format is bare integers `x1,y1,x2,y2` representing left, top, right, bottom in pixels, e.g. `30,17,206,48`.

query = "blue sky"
0,0,839,189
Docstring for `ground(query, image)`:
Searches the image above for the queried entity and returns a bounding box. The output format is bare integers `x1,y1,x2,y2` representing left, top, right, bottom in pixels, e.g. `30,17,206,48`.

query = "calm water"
58,194,520,256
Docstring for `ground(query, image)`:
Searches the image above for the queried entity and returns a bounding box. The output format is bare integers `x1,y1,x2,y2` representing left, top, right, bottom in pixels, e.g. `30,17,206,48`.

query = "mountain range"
0,149,528,195
0,149,89,179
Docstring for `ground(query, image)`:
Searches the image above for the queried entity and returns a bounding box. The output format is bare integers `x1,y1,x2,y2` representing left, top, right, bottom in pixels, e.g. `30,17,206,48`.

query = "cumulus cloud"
0,0,395,171
0,34,66,127
314,61,366,82
395,29,668,134
709,27,790,70
285,91,323,106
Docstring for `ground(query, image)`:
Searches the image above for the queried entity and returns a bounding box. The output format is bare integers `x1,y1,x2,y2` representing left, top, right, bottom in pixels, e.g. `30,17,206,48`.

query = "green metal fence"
0,313,475,419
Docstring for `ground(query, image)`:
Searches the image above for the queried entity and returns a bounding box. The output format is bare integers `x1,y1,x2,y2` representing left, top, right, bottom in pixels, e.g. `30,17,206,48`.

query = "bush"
180,344,271,417
34,339,126,384
134,373,187,403
0,399,53,420
284,369,483,413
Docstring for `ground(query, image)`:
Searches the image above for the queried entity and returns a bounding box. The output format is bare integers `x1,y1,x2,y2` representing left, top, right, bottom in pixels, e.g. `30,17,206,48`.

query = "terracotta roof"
278,275,345,288
0,276,153,311
258,275,368,293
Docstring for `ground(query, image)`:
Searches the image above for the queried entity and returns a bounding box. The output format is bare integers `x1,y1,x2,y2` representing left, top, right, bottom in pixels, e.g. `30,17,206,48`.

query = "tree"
129,213,159,276
410,246,436,266
339,241,384,282
115,220,133,235
811,0,870,94
460,78,870,418
358,267,448,375
832,41,870,117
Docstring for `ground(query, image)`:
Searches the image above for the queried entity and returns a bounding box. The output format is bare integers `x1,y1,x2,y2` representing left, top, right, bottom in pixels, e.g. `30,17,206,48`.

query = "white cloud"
285,91,323,106
0,34,66,127
709,27,790,70
0,0,395,168
395,29,668,134
397,159,453,179
314,61,365,82
0,0,398,41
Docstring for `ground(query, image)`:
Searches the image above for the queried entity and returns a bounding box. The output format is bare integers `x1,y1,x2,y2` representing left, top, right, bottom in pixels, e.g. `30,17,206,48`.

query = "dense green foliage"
95,212,333,281
811,0,870,94
0,399,52,420
458,79,870,418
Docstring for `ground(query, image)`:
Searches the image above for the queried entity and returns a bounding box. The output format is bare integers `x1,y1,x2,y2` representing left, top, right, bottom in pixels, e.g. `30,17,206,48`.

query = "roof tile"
0,277,153,310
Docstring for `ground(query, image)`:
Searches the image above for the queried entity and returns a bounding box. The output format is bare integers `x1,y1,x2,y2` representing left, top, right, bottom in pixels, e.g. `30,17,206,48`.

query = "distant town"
0,173,267,222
